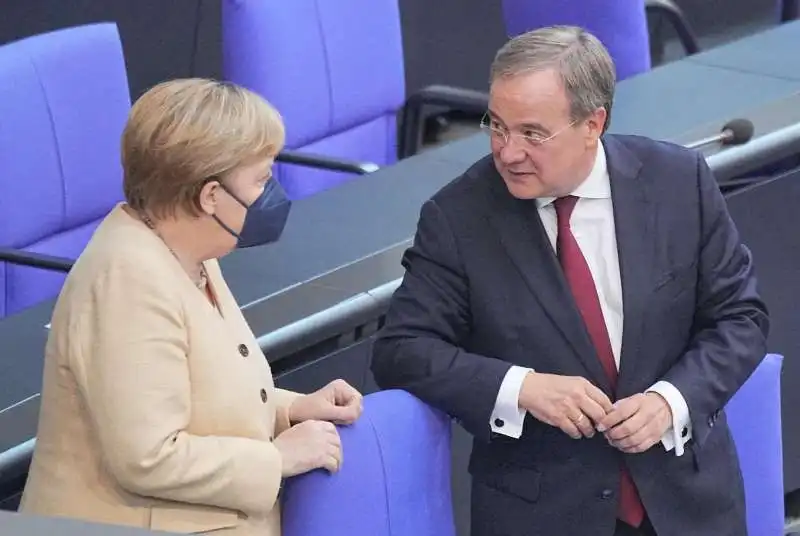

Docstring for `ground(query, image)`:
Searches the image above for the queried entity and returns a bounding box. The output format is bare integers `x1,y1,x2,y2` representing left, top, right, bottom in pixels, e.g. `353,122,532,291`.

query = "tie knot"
553,195,579,228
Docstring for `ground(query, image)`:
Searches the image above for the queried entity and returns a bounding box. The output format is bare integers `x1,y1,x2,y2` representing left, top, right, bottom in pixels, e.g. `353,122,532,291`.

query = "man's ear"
585,106,608,144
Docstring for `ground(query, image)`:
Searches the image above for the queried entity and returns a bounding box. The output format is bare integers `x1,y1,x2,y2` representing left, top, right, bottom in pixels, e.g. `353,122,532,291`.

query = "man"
371,26,769,536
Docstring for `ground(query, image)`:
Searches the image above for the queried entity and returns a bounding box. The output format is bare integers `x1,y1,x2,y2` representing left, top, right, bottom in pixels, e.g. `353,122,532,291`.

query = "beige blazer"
21,205,300,535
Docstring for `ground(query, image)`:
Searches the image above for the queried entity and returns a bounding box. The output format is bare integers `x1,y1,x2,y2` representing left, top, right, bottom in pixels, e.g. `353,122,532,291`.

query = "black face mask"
213,179,292,248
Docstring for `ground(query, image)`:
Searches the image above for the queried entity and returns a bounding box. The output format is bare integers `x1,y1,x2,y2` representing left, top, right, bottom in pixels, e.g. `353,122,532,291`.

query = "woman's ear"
198,180,220,216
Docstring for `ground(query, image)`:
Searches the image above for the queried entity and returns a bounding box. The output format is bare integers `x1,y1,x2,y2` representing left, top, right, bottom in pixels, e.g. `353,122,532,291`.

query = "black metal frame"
646,0,701,64
275,84,490,169
0,249,74,273
398,84,489,159
276,149,379,175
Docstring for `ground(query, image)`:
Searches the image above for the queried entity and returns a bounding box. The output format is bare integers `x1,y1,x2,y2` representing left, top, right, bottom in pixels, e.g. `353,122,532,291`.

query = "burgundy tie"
553,195,645,528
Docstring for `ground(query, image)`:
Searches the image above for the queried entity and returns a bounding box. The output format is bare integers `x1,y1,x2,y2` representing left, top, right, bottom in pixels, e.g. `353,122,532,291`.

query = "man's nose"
498,135,527,164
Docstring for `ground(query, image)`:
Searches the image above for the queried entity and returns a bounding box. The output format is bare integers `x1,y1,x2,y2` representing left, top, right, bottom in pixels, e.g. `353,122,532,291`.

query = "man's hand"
598,393,672,453
289,379,363,425
519,372,614,439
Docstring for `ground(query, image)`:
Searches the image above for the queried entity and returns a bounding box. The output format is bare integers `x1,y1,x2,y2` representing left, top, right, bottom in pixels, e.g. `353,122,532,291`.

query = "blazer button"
600,489,614,500
238,344,249,357
260,388,268,403
494,418,505,428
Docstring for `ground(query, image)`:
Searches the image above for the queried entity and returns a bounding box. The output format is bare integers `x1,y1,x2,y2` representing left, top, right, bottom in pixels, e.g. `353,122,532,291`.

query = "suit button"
494,418,504,428
260,388,268,403
600,489,614,500
239,344,249,357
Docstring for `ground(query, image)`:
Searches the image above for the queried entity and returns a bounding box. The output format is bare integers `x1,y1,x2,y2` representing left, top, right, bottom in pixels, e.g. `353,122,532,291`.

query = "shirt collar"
536,140,610,208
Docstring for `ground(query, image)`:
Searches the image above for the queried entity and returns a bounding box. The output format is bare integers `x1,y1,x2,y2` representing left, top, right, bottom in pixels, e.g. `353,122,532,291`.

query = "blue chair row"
282,354,784,536
222,0,701,199
0,1,704,315
0,3,488,317
501,0,699,82
221,0,488,200
0,23,129,318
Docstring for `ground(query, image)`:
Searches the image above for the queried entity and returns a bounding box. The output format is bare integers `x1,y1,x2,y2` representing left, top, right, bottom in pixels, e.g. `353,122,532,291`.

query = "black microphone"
685,118,754,150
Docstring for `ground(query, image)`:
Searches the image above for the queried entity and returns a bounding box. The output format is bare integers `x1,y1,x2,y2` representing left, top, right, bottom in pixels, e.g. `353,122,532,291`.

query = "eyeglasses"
480,112,578,147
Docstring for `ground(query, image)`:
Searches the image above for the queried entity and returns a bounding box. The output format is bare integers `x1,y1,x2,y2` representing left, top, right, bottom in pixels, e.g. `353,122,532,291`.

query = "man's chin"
503,177,543,200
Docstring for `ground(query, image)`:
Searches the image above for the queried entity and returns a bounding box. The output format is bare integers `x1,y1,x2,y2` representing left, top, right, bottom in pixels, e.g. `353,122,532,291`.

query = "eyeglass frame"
479,111,580,147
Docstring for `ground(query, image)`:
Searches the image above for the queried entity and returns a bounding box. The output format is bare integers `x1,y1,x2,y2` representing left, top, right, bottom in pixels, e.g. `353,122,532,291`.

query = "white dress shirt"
489,142,692,456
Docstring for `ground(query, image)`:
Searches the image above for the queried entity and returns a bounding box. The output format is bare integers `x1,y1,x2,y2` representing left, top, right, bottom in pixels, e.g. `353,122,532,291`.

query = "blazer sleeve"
69,257,283,517
272,388,301,435
661,154,770,448
371,199,512,442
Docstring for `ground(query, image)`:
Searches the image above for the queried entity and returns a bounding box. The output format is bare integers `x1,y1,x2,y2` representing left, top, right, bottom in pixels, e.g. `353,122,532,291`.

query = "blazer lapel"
486,170,611,390
603,137,657,393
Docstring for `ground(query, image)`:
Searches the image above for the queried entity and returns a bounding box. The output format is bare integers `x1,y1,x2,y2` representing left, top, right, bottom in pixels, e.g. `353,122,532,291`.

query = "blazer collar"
536,140,611,208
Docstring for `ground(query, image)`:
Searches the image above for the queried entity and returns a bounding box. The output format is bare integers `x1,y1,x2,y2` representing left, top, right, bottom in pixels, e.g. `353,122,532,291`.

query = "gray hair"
490,26,616,132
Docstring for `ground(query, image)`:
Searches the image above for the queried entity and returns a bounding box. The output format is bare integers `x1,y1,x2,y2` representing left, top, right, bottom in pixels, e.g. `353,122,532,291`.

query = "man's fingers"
572,412,596,438
606,408,647,441
584,383,614,413
577,396,610,426
613,427,658,453
558,417,583,440
597,397,639,432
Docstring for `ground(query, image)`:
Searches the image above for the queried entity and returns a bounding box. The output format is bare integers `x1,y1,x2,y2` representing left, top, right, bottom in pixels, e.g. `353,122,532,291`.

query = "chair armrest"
645,0,701,56
398,84,489,159
0,248,74,273
277,149,379,175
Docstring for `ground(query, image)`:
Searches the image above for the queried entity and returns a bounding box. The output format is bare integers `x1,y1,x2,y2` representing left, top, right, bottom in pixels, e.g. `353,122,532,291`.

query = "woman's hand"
273,420,342,476
289,379,363,425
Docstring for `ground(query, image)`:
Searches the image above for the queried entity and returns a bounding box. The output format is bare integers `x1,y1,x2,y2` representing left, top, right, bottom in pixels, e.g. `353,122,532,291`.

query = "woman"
20,79,363,535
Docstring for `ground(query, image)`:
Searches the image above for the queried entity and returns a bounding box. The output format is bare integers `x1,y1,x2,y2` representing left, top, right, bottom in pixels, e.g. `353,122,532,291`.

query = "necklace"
138,212,208,290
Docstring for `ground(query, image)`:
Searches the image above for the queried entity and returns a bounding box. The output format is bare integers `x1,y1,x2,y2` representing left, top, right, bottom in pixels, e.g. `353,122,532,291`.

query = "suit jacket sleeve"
371,198,512,441
70,258,283,517
661,153,769,448
273,388,301,435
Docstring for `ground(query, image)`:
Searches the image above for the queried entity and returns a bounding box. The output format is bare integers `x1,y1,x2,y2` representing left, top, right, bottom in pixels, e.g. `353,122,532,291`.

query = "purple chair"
222,0,487,199
501,0,699,81
0,23,130,317
281,389,456,536
726,353,784,536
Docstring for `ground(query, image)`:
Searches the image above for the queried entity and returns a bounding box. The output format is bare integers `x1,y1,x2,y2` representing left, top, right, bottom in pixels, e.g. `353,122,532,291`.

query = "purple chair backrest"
0,23,130,317
281,389,456,536
726,353,784,536
222,0,406,199
500,0,651,82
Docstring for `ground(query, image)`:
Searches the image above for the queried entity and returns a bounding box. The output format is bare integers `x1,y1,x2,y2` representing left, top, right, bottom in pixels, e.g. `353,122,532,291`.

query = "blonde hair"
122,78,285,218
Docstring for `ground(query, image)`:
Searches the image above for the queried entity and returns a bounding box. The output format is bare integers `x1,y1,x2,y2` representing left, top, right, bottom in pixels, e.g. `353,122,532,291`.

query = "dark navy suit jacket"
371,134,769,536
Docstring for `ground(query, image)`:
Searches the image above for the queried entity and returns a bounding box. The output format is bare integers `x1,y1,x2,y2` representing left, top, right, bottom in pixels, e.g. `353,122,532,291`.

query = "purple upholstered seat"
0,23,130,317
726,353,785,536
281,389,456,536
222,0,406,200
500,0,652,81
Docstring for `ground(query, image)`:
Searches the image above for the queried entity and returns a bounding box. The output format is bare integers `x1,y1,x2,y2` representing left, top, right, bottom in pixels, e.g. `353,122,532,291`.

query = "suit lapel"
486,169,611,390
603,137,656,393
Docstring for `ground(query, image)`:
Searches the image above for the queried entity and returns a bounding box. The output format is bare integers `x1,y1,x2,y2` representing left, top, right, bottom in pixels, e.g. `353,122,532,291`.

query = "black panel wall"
0,0,222,100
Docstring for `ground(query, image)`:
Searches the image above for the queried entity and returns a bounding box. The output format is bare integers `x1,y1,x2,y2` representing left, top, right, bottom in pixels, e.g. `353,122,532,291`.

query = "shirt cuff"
489,366,532,438
647,380,692,456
